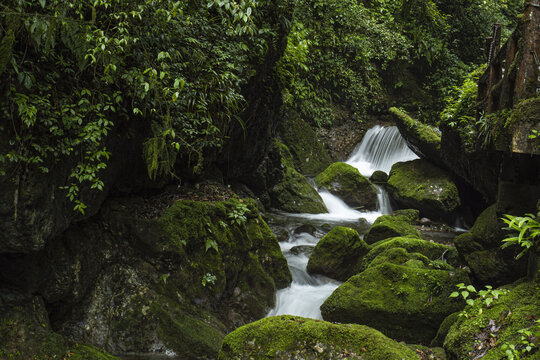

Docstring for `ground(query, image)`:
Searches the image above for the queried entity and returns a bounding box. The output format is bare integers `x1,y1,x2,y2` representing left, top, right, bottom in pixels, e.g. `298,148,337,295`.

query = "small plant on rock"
450,283,508,318
228,203,249,226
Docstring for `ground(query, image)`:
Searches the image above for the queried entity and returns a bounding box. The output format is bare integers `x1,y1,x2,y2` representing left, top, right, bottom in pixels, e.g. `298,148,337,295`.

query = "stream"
266,125,419,320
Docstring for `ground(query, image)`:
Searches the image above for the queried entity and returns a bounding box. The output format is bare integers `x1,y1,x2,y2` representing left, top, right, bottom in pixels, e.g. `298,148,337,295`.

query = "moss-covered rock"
321,263,470,344
367,247,430,269
359,237,459,272
218,315,419,360
431,312,459,347
389,107,442,163
306,227,369,281
278,112,333,175
391,209,420,222
370,170,388,183
454,204,527,286
269,141,328,213
444,281,540,360
315,162,378,210
387,159,461,220
363,213,422,244
69,345,120,360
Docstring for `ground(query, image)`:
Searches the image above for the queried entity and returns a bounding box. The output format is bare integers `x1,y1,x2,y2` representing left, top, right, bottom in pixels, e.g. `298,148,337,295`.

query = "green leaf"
466,285,476,293
39,0,46,8
449,292,459,298
466,299,474,306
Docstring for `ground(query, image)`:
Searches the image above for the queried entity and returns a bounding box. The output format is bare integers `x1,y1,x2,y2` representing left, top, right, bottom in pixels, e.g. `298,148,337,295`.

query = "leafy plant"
228,202,249,226
501,214,540,260
160,273,170,285
201,273,217,287
450,283,508,318
501,319,540,360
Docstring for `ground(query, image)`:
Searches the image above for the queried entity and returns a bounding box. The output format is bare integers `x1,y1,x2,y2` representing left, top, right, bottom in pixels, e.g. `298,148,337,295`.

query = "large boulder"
218,315,419,360
358,237,460,272
454,204,527,286
321,263,470,344
363,212,422,244
267,141,328,213
278,112,333,176
0,197,291,359
387,159,461,220
315,162,378,210
306,227,369,281
444,281,540,360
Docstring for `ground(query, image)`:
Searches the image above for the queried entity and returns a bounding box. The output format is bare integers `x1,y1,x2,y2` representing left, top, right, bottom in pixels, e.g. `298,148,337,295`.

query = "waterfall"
267,125,418,320
346,125,418,177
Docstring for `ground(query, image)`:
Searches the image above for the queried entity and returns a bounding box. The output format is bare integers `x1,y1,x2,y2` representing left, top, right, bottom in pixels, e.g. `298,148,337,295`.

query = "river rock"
315,162,378,210
370,170,388,183
363,213,422,244
387,159,461,220
289,245,315,256
358,237,460,272
454,204,527,286
218,315,419,360
321,263,470,344
444,281,539,359
306,227,369,281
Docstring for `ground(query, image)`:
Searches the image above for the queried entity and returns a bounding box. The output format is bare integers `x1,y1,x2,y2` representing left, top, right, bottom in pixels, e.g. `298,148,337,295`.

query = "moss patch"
269,141,328,214
363,213,422,244
389,107,441,149
315,162,377,210
306,227,369,281
218,315,419,360
321,263,470,344
444,281,540,359
69,345,120,360
387,159,461,220
278,112,333,175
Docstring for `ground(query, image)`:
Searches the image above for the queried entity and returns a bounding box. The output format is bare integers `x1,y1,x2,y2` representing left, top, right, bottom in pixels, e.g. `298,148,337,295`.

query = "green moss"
270,141,328,214
367,247,430,269
278,113,333,175
218,315,419,360
69,345,120,360
389,107,441,148
321,263,470,344
505,96,540,128
359,237,459,272
315,162,377,210
306,226,369,281
363,214,422,244
370,170,388,183
387,159,461,220
444,282,540,359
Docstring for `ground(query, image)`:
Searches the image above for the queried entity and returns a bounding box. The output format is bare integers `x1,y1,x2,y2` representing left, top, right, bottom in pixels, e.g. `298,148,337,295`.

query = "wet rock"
363,213,422,244
370,170,389,183
315,162,378,210
307,227,369,281
289,245,315,256
218,315,419,360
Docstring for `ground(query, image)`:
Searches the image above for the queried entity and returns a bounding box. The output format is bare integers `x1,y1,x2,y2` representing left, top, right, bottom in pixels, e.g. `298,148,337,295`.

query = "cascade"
268,125,418,320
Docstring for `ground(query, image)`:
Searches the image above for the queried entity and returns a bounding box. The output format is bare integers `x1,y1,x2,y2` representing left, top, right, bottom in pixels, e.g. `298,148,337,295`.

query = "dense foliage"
0,0,287,211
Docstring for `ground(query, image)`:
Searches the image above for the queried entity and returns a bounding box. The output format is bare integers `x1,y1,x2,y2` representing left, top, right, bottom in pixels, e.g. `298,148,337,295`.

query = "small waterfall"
346,125,418,177
267,125,419,320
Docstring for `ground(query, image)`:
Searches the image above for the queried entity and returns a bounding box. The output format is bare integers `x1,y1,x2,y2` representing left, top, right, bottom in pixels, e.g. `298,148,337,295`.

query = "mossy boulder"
370,170,388,183
389,107,442,164
269,141,328,213
454,204,527,286
315,162,378,210
387,159,461,220
306,227,369,281
363,213,422,244
278,112,333,175
359,237,459,272
321,263,470,344
430,312,459,347
444,281,540,360
218,315,419,360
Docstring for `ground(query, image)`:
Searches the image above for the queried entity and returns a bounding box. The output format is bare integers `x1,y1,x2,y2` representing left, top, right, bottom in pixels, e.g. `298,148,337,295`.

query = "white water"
346,125,418,177
267,125,418,320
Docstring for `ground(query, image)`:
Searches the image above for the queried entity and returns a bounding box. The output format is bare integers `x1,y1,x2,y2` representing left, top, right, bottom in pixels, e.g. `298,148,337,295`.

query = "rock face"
315,162,378,210
278,112,333,176
218,315,419,360
0,198,291,359
306,227,369,281
454,204,527,286
321,263,470,344
444,281,539,360
363,212,421,244
387,159,461,220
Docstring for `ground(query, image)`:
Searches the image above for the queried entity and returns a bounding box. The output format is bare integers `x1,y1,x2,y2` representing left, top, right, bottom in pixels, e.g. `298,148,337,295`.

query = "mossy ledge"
218,315,419,360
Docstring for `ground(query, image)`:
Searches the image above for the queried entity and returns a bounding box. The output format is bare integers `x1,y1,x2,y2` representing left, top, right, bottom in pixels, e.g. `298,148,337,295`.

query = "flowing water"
267,125,419,320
